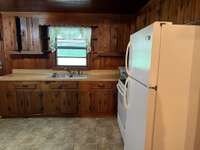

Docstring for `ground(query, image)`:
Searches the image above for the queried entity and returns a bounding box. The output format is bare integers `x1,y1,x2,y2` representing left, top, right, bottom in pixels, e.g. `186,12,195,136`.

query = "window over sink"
49,26,92,67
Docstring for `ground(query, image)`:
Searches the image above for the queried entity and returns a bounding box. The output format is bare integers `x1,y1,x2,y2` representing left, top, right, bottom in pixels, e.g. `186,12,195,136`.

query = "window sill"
52,66,90,70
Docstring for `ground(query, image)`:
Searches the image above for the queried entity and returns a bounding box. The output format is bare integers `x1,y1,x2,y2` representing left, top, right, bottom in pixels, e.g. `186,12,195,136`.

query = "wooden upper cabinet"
2,15,17,51
16,16,41,51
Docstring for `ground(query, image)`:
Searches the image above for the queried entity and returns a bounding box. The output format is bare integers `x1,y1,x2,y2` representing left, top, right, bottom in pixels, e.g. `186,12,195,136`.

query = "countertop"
0,69,119,82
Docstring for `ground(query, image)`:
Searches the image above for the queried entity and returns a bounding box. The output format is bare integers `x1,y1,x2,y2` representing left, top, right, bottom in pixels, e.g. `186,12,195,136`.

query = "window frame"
55,43,88,68
48,26,92,70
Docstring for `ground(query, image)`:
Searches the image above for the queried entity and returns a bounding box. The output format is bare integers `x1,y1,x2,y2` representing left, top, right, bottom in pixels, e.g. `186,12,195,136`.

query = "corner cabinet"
0,81,117,117
79,82,117,117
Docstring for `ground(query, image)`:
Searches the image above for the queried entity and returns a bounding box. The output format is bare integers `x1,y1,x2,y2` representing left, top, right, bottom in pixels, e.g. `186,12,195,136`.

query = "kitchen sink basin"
49,73,88,79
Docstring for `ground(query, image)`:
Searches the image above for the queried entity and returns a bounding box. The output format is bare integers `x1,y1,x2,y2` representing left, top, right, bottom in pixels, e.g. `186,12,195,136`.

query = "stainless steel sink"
49,73,88,79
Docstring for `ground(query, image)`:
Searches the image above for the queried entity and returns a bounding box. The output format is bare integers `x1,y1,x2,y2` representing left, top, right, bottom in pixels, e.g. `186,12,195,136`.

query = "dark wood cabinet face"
0,91,18,116
91,90,114,114
43,90,79,115
16,90,44,116
15,16,41,51
43,90,61,115
60,91,79,114
79,91,91,114
0,81,117,117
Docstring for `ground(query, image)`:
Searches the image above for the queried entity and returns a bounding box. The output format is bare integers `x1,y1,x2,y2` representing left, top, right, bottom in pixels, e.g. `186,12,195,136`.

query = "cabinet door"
0,91,8,116
91,90,115,114
43,91,61,115
0,91,17,116
60,91,78,114
19,17,29,51
24,90,43,115
6,91,18,115
16,90,44,116
79,91,92,115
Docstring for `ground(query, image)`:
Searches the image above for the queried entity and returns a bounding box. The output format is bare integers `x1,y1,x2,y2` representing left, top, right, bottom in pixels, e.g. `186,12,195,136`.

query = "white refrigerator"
123,22,200,150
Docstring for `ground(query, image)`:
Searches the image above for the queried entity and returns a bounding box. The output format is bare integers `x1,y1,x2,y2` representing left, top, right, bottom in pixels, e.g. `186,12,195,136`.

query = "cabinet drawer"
91,82,114,89
49,82,78,89
14,83,38,89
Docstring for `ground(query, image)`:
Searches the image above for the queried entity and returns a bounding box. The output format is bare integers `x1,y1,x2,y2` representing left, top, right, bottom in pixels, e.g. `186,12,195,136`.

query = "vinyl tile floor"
0,117,123,150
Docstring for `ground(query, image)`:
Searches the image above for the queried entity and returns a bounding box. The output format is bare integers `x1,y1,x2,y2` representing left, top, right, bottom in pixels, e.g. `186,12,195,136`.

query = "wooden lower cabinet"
79,91,92,115
79,82,116,117
16,90,43,116
0,81,116,117
60,90,79,114
43,91,61,115
90,90,115,115
43,90,78,115
0,91,18,116
79,90,116,117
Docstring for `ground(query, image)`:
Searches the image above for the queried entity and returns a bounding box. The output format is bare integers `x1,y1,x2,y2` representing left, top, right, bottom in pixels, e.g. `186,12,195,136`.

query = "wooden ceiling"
0,0,149,14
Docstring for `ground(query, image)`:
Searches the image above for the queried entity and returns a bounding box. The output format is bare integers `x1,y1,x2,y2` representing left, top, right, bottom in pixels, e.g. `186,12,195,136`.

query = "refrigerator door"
124,79,156,150
129,22,165,87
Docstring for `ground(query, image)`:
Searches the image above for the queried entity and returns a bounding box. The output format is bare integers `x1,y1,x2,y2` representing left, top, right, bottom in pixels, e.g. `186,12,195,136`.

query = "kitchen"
0,0,200,150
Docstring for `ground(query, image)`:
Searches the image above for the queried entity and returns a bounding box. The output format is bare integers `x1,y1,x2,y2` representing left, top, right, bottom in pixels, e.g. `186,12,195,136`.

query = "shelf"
9,50,44,55
96,51,125,57
9,50,53,58
9,50,54,55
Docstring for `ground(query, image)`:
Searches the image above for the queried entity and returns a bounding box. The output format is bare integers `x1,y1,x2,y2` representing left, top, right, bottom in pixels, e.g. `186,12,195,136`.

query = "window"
49,27,92,67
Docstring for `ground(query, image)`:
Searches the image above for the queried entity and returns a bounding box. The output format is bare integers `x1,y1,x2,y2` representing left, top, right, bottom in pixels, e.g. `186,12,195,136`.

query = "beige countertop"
0,69,119,82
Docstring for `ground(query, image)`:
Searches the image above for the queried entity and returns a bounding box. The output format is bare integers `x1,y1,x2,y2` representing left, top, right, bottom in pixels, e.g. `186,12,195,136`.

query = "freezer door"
124,79,156,150
129,22,164,87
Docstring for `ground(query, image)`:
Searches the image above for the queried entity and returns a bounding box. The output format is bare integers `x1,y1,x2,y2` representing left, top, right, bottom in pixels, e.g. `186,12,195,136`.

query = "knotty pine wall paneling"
2,12,131,70
0,14,16,74
0,14,4,75
131,0,200,32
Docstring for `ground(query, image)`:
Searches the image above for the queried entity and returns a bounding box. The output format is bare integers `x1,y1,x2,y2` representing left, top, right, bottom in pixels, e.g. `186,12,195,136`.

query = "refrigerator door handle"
125,42,133,78
117,84,124,96
123,77,130,110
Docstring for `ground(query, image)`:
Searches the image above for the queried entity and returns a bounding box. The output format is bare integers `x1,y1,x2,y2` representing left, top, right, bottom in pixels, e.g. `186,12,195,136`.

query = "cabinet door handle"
89,106,92,112
26,100,29,107
6,93,10,98
8,107,11,111
39,92,43,98
89,93,92,98
98,83,105,87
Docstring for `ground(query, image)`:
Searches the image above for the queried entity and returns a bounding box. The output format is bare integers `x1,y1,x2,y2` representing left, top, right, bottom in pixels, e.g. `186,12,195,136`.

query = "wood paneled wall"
1,12,131,70
131,0,200,32
0,14,14,74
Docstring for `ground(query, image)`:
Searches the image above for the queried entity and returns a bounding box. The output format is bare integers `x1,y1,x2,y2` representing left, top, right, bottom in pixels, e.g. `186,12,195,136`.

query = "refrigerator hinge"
149,86,157,91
